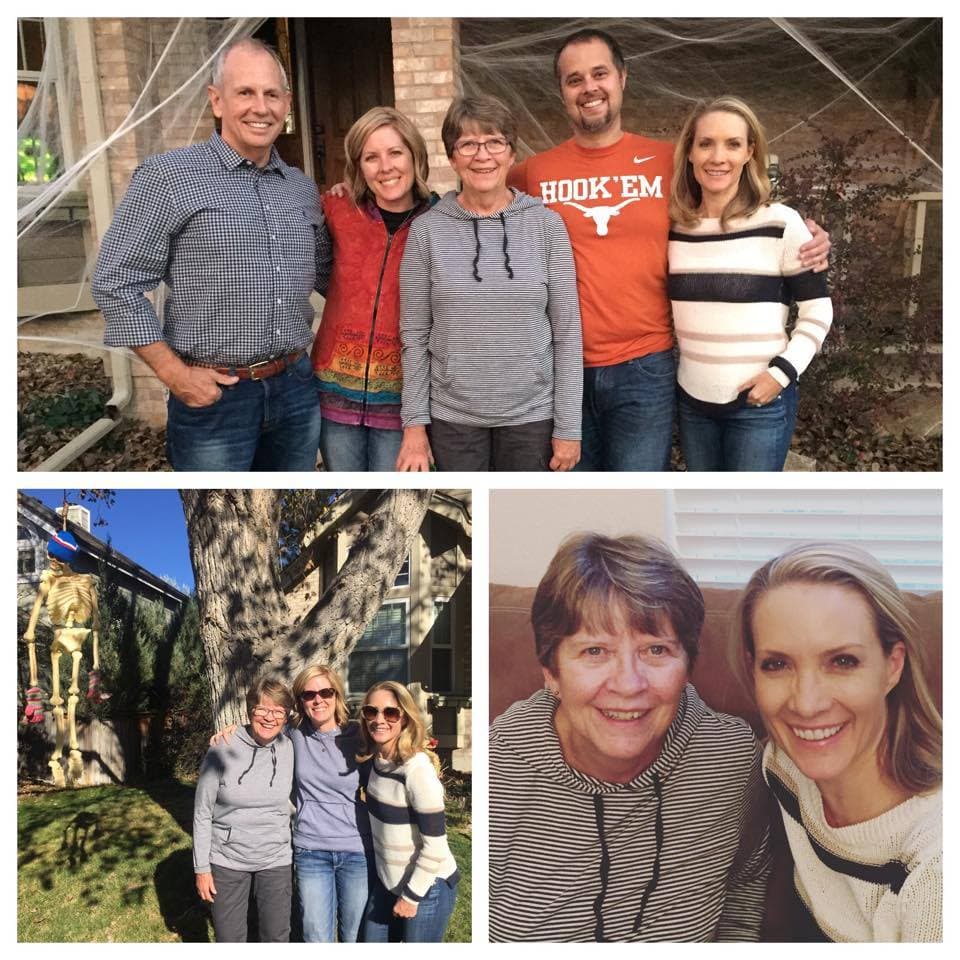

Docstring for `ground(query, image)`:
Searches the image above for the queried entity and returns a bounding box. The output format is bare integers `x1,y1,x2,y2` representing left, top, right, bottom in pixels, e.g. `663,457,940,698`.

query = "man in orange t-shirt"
509,28,829,471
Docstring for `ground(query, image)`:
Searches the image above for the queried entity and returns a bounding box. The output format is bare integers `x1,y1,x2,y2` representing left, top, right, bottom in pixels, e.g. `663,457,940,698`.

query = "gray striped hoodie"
399,189,582,438
489,685,771,941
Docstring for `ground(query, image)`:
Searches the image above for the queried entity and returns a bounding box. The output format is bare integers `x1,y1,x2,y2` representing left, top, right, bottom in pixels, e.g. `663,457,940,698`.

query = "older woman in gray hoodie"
397,95,583,473
193,676,295,942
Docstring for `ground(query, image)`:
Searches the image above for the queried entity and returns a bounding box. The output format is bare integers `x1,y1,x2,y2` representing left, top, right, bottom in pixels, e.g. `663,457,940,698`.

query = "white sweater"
763,743,942,942
668,203,833,406
366,751,458,903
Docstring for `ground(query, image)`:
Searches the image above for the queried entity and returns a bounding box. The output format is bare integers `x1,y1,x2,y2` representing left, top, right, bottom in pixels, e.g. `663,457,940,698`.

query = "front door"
299,18,395,190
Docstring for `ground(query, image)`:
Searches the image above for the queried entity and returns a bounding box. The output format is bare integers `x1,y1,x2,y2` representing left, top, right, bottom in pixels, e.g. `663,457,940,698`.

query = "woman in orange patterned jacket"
311,106,436,471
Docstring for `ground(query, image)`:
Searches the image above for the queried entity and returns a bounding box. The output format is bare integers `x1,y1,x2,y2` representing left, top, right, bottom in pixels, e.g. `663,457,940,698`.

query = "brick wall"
391,18,461,196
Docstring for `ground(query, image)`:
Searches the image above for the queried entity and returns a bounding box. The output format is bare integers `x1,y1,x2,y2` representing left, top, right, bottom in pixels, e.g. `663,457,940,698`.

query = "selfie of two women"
488,489,942,943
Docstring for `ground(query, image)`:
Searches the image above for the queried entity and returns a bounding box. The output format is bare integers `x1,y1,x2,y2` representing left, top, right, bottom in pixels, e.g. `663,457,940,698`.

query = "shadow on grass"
18,780,212,940
154,848,211,942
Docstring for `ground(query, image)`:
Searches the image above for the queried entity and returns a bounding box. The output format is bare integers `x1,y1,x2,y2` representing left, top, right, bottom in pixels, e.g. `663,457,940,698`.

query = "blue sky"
22,489,194,591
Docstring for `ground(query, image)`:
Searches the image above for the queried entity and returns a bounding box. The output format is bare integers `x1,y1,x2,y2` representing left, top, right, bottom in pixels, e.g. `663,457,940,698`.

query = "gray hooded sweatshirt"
399,188,583,438
193,725,294,873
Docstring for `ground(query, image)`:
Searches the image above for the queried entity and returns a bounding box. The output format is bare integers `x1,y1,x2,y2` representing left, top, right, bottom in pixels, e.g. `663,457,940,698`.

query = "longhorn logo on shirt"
562,199,640,236
536,174,663,236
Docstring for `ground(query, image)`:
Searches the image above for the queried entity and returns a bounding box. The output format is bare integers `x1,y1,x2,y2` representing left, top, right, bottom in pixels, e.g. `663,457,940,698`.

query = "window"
348,601,408,692
393,554,410,588
17,19,45,124
430,599,453,693
670,489,942,591
18,547,36,577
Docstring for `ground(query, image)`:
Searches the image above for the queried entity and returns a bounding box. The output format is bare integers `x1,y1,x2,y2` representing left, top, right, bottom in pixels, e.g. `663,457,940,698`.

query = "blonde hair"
343,106,431,207
356,680,441,775
669,95,771,229
291,663,349,729
734,542,942,794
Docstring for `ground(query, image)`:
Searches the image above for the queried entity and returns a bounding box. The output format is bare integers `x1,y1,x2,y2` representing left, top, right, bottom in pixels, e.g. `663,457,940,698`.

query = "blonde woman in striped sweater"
357,681,458,942
736,543,942,941
668,97,833,471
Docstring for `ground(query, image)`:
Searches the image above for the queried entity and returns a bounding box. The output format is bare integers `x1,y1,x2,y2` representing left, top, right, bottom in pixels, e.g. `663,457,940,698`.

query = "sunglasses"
361,705,403,723
299,687,336,702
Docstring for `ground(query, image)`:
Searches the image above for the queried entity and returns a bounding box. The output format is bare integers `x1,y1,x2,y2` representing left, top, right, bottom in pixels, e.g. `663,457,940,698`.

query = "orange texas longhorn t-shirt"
509,132,674,368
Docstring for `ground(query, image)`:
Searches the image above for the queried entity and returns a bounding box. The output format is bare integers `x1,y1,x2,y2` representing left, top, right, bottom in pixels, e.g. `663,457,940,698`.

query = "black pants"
429,417,553,471
210,862,292,942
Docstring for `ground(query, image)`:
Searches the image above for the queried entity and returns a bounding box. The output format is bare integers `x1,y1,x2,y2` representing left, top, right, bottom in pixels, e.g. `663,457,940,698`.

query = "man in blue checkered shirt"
94,38,327,471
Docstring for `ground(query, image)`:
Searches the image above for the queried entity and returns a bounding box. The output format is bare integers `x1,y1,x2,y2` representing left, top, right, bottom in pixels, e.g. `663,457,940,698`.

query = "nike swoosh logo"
633,155,655,164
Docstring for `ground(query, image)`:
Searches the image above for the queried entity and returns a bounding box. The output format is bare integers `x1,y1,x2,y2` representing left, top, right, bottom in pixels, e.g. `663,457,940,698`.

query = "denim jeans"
166,353,320,471
362,873,458,943
294,847,371,942
319,418,402,472
575,349,676,471
678,381,799,471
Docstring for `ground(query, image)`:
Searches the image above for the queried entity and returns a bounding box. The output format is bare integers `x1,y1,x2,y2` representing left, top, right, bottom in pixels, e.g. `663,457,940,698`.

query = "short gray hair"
211,37,289,91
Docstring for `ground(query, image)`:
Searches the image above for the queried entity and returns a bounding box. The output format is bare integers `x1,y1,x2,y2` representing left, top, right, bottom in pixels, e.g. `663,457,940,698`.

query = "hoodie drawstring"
236,739,278,787
499,213,514,278
633,772,664,934
471,219,482,281
592,795,611,941
471,216,514,281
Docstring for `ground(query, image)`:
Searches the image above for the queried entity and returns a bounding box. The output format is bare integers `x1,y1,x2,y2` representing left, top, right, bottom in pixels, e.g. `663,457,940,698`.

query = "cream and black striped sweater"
764,744,942,942
366,751,458,903
490,685,771,941
668,203,832,410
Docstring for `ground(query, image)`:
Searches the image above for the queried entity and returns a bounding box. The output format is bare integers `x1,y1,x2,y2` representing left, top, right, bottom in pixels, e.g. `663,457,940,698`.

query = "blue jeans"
166,353,320,471
678,382,799,471
294,847,371,942
576,349,676,471
362,874,457,943
319,417,402,472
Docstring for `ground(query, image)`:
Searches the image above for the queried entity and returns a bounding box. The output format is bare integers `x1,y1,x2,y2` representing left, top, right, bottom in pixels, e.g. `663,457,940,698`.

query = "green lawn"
18,780,471,942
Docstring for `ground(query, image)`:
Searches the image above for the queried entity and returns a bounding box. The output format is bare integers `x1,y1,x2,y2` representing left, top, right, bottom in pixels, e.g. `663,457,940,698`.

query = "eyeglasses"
252,707,287,720
299,687,336,702
453,137,510,157
361,705,403,723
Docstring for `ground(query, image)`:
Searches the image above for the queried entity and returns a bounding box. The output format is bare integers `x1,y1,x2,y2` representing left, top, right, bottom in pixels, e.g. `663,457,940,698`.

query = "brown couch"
489,582,942,941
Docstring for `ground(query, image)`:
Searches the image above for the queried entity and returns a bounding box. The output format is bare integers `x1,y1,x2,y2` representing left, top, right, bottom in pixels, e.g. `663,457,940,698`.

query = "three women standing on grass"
194,667,456,942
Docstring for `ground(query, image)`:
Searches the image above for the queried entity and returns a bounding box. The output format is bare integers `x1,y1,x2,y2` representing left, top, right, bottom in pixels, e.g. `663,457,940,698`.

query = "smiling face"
687,110,754,214
544,611,688,783
752,582,905,794
360,124,416,213
557,37,626,143
249,695,286,745
207,44,290,167
364,688,406,758
449,121,515,199
299,673,339,733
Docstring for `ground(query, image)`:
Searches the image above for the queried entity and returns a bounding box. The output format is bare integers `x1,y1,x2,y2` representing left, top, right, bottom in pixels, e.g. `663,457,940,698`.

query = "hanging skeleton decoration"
21,528,109,787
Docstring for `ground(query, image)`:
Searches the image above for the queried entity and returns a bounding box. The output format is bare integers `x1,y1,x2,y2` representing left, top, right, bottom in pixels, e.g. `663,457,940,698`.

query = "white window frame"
346,598,410,694
430,596,454,693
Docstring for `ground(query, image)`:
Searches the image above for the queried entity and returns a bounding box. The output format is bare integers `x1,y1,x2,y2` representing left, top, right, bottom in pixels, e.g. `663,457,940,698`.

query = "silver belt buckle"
247,357,276,380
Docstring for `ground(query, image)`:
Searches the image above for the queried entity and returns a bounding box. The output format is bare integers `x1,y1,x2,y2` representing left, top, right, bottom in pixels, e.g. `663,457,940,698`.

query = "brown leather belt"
184,350,305,381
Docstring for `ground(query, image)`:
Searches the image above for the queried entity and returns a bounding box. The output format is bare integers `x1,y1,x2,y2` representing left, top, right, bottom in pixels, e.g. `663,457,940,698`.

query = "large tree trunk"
181,489,433,728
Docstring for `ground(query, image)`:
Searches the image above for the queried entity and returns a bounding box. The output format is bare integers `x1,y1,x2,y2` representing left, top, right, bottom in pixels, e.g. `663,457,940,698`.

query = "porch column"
390,18,461,196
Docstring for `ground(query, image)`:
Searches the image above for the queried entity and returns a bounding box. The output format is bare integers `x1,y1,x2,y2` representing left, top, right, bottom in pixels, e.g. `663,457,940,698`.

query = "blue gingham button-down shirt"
94,132,331,365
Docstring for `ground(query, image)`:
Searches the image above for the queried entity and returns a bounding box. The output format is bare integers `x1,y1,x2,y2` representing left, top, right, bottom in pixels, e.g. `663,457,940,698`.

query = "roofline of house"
17,492,190,610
